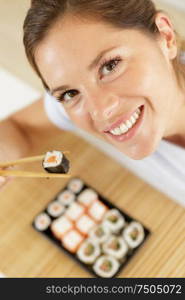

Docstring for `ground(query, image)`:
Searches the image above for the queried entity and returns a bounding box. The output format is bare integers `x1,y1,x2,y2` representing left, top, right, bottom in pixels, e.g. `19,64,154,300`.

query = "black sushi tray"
32,177,151,278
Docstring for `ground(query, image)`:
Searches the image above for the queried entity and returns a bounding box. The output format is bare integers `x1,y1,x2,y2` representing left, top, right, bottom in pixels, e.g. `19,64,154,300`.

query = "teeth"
126,120,132,129
130,116,136,125
120,123,128,133
109,107,142,136
133,112,139,119
112,128,121,135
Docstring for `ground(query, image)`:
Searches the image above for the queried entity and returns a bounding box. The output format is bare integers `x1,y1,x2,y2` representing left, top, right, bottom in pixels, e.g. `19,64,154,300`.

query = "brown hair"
23,0,185,90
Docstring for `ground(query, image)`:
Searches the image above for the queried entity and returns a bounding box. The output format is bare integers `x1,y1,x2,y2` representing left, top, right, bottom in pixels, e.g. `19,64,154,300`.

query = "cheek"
121,57,174,113
125,62,161,94
65,102,93,131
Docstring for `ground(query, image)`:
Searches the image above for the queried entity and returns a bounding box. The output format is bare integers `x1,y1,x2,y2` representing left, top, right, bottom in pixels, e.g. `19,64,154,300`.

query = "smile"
103,105,144,143
109,108,141,136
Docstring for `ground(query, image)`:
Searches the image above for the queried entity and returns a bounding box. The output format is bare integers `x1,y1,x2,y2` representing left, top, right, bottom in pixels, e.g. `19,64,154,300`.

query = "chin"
116,137,161,160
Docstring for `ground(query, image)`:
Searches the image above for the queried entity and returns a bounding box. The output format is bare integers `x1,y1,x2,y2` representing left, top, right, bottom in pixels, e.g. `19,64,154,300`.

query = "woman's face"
35,14,182,159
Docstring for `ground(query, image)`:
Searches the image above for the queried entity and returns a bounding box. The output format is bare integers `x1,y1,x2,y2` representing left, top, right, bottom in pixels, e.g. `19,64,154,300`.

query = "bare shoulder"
10,96,62,138
11,97,47,124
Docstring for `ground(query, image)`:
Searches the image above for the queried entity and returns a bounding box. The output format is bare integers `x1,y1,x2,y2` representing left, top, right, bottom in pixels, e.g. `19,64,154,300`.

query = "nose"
85,88,120,122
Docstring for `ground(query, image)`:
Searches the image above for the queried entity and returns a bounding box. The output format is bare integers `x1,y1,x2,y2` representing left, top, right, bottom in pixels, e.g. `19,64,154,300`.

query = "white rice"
93,255,119,278
65,202,85,221
89,223,110,244
77,188,98,207
77,239,101,264
62,229,84,252
123,221,145,248
88,200,107,222
34,213,51,231
76,214,96,235
57,190,75,206
43,151,63,168
51,215,73,239
67,178,84,194
103,209,125,233
47,201,65,218
102,236,128,260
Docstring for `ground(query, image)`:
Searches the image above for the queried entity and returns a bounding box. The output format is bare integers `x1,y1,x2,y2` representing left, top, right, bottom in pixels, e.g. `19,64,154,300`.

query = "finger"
0,176,6,186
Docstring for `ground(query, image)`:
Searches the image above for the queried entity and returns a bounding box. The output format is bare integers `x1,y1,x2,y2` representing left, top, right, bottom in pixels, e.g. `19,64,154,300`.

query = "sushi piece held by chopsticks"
0,150,71,178
0,150,69,168
43,150,70,174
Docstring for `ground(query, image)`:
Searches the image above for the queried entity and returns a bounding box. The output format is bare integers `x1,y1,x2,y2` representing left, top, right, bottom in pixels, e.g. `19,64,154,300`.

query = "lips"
103,106,143,133
103,105,145,143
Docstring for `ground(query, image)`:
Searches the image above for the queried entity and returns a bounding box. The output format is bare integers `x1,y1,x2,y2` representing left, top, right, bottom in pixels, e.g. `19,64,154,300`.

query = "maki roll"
62,229,84,253
57,190,75,207
43,150,70,173
103,209,125,233
102,236,128,260
34,213,51,231
88,200,108,222
123,221,145,249
77,239,101,264
51,215,73,239
89,223,110,244
76,214,96,236
47,201,65,218
67,178,84,194
77,188,98,207
93,255,119,278
65,202,85,222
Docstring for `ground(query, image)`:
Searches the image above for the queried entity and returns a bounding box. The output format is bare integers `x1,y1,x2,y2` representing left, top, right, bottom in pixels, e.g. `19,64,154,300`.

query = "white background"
161,0,185,11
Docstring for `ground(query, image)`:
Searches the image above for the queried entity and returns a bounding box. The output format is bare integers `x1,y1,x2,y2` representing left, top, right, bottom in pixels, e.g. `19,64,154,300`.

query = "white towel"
0,68,40,120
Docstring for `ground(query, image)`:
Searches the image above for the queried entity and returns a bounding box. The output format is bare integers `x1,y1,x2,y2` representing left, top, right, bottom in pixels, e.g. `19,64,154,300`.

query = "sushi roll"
103,209,125,233
76,214,96,236
102,236,128,260
88,200,108,222
51,215,73,239
89,223,110,244
34,213,51,231
62,229,84,253
43,150,70,173
67,178,84,194
65,202,85,222
93,255,119,278
77,188,98,207
47,201,65,218
77,239,101,264
57,190,75,207
123,221,145,249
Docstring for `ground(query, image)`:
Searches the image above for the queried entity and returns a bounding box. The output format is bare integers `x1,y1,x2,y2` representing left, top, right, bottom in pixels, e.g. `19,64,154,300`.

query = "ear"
155,12,177,60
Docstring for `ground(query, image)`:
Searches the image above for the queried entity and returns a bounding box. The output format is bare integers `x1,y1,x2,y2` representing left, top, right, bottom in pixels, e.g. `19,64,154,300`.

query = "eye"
56,89,79,103
100,57,121,78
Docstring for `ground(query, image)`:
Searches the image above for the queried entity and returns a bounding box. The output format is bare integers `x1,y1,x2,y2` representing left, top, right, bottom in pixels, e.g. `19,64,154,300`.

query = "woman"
1,0,185,203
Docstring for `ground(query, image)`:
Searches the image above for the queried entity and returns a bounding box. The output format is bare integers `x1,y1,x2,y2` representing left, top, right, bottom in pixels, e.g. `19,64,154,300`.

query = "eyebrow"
50,46,117,95
51,84,70,96
87,46,117,70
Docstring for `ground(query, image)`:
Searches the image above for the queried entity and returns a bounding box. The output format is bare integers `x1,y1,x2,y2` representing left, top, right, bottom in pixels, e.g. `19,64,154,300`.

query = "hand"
0,167,11,189
0,175,7,188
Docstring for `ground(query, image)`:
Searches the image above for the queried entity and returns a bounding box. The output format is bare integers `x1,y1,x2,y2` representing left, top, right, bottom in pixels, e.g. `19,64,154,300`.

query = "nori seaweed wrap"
43,150,70,173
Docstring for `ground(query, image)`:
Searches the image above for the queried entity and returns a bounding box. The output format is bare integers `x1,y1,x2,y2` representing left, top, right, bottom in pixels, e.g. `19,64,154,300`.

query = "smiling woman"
1,0,185,204
23,0,185,161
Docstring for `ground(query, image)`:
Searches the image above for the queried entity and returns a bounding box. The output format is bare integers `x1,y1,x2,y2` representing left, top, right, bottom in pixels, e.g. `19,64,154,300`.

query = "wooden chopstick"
0,169,71,178
0,151,70,168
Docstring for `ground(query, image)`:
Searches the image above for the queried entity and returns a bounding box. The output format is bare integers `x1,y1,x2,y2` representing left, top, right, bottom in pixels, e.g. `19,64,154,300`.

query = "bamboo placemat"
0,131,184,277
